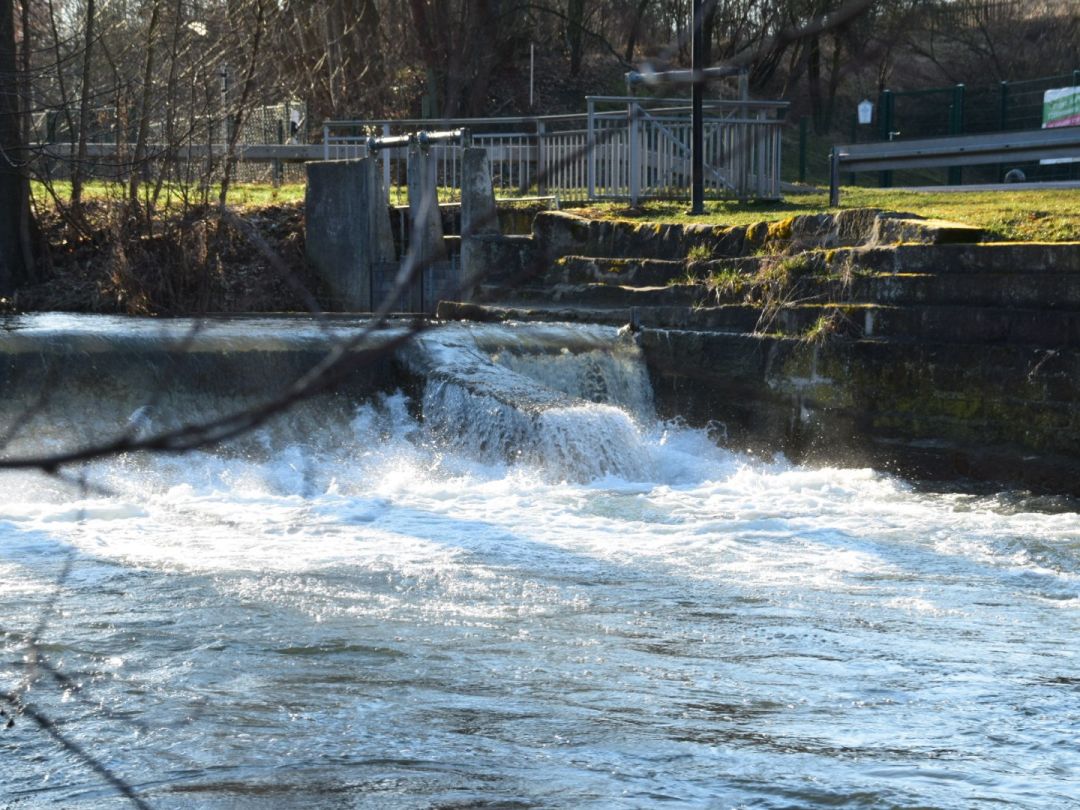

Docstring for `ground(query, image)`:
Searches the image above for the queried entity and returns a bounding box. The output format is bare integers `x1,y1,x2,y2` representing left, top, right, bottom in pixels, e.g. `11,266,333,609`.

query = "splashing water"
1,317,1078,809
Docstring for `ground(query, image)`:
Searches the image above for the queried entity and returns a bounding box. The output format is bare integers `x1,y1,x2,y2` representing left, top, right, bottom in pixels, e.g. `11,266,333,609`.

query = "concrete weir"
0,314,649,481
438,208,1080,495
0,315,400,457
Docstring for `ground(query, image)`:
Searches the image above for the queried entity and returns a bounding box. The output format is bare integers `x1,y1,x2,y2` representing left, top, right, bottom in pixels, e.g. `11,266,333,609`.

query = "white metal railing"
322,96,788,203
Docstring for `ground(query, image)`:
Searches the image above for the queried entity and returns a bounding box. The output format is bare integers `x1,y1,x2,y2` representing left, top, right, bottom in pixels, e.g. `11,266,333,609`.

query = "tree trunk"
71,0,95,211
218,0,267,207
17,0,35,279
701,0,715,68
129,0,163,209
567,0,586,76
624,0,651,62
807,34,825,134
823,29,844,133
0,0,30,294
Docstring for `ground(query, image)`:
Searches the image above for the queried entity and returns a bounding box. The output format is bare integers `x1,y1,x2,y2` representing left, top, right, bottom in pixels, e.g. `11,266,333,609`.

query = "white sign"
1042,86,1080,164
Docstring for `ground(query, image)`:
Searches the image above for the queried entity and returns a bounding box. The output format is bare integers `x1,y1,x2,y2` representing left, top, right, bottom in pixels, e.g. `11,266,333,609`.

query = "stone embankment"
439,209,1080,494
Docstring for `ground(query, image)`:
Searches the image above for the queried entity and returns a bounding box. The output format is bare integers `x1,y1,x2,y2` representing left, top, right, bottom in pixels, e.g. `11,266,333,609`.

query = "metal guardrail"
829,126,1080,204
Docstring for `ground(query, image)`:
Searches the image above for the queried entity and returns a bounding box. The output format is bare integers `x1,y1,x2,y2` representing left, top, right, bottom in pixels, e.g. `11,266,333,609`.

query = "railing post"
382,123,391,191
628,101,641,206
536,119,547,195
773,122,782,198
587,98,596,199
948,83,965,185
323,123,330,161
829,148,840,207
738,72,749,201
798,115,808,184
755,108,767,198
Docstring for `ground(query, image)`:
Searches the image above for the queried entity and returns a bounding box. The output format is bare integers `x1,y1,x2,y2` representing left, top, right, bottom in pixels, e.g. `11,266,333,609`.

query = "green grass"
32,181,554,209
686,243,712,263
31,180,1080,242
570,187,1080,242
800,311,843,344
32,180,308,209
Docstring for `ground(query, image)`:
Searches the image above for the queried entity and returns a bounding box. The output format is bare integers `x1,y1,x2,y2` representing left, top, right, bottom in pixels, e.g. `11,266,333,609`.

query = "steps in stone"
829,243,1080,275
549,256,689,287
538,253,1080,312
443,296,1080,347
696,271,1080,310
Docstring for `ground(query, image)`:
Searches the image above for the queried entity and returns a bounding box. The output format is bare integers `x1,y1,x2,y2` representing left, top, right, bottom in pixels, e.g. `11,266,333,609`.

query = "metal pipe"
365,128,466,153
624,66,742,86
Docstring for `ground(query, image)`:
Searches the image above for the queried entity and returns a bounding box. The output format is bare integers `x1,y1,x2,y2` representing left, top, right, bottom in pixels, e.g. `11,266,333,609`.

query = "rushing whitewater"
1,315,1078,809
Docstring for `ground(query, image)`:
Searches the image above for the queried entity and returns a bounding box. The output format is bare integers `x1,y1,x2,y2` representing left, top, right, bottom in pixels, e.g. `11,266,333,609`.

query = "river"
1,316,1077,808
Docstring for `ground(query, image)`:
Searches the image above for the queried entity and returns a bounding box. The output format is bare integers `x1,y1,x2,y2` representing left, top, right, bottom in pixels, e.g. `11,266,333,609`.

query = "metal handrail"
323,98,788,133
322,98,787,203
585,95,790,109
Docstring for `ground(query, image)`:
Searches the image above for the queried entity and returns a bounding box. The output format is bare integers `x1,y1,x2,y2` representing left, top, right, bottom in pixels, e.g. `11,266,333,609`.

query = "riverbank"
442,205,1080,495
9,185,1078,315
7,188,554,315
7,200,319,315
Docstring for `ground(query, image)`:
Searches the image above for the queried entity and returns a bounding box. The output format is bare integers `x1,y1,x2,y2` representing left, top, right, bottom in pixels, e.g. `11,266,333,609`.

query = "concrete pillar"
406,144,447,265
406,145,448,311
304,157,394,311
462,147,500,240
460,147,501,299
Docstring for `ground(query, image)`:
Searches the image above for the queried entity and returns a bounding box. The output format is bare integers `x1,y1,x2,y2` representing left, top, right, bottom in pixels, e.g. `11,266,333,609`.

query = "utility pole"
690,0,705,215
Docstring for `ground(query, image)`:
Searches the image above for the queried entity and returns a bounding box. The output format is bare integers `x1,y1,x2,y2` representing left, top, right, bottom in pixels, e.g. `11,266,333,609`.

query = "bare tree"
0,0,33,294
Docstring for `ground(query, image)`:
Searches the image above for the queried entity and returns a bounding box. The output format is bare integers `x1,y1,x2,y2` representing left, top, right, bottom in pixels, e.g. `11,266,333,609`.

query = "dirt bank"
7,201,323,315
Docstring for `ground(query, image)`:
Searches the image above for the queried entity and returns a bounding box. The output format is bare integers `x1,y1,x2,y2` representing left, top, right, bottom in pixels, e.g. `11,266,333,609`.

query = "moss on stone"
767,217,795,242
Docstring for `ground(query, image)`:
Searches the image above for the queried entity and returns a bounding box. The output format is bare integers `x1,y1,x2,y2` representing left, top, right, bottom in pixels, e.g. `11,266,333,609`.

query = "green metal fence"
874,70,1080,185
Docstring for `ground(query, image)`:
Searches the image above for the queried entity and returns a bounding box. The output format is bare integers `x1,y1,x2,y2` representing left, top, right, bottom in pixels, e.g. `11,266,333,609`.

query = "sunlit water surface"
1,319,1078,808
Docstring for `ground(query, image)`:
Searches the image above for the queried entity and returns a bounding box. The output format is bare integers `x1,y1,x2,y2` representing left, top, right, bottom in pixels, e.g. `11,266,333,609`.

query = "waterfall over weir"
403,323,654,481
0,314,653,480
2,314,1079,809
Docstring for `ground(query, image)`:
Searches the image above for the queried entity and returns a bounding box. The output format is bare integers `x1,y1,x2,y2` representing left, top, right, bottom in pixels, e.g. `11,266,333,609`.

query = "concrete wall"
305,158,395,311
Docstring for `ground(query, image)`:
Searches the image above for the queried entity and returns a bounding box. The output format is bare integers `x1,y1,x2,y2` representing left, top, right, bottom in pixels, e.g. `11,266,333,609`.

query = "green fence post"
273,119,284,188
878,89,893,188
997,80,1009,180
848,112,858,185
798,115,807,183
948,83,965,185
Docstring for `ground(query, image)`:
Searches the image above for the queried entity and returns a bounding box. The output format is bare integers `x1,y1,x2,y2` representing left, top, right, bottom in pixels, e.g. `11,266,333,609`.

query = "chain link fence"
32,101,308,187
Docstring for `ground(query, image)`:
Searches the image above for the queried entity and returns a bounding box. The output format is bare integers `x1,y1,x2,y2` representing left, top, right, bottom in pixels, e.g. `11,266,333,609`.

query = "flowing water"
1,316,1078,809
